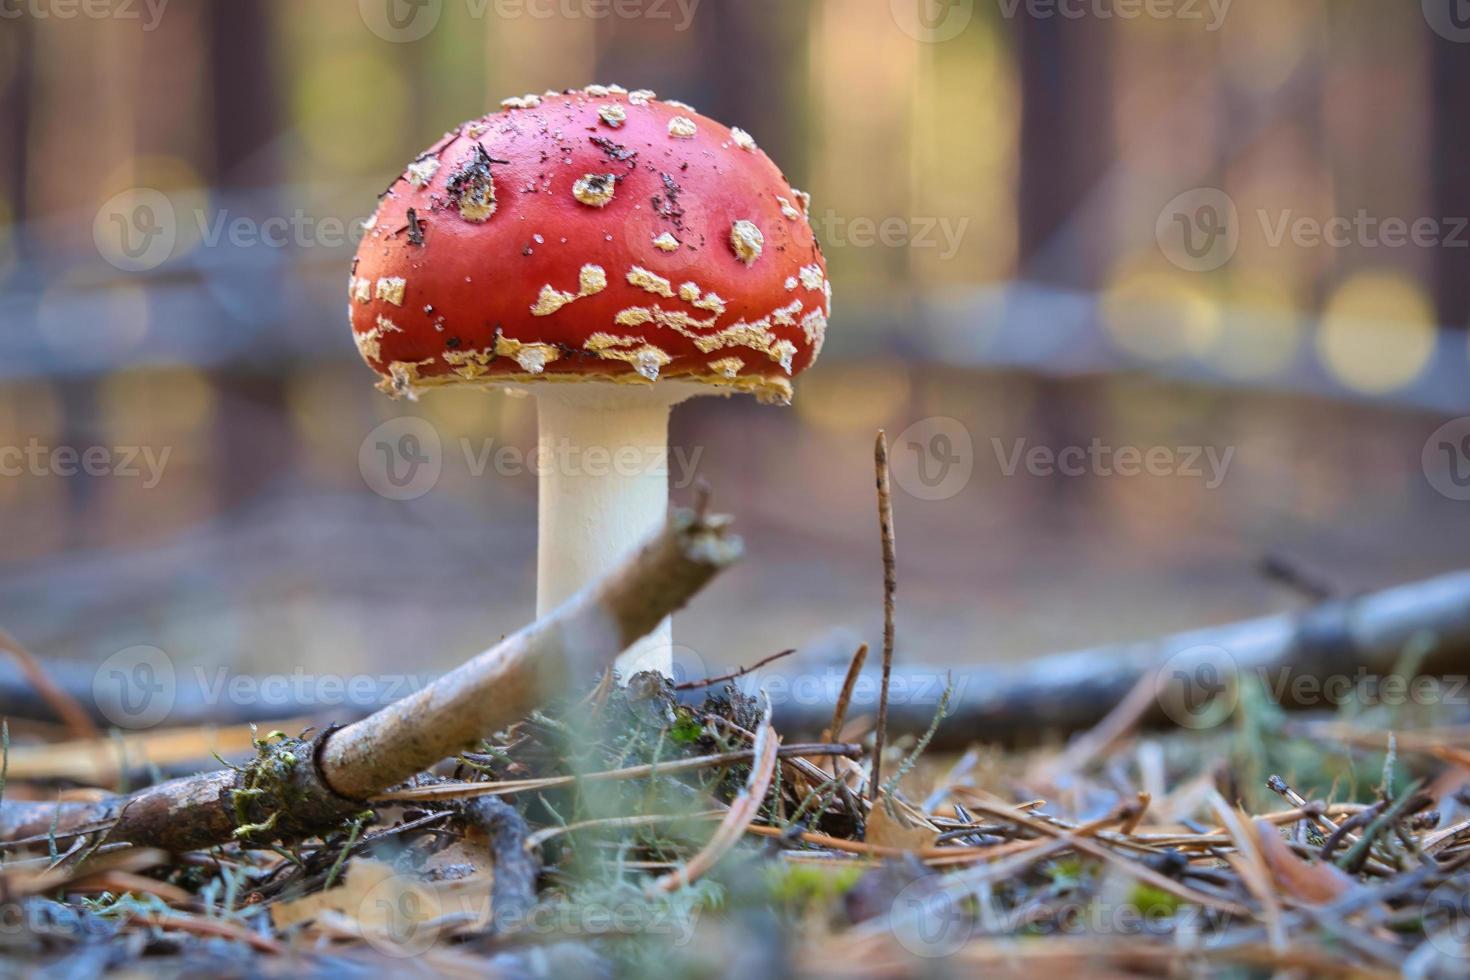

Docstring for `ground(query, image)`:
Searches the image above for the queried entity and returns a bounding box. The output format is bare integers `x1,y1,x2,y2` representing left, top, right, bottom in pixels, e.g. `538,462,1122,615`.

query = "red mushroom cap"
348,86,831,405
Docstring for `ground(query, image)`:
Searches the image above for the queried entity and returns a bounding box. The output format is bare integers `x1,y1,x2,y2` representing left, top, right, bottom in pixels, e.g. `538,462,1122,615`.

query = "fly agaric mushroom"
349,86,831,678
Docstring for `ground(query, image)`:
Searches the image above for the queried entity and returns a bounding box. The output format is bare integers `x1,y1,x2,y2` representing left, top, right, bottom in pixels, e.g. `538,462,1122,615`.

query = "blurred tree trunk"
687,0,806,175
208,0,280,189
1430,30,1470,331
0,17,32,227
206,0,293,509
1017,16,1113,287
591,1,806,176
1017,18,1113,510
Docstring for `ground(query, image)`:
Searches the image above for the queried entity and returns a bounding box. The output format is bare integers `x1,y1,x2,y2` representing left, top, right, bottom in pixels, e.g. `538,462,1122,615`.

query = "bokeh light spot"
1316,271,1435,395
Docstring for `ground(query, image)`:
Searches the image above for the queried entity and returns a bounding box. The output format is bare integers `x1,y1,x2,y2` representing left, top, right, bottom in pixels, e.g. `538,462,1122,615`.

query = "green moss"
669,710,704,745
1129,883,1182,918
764,862,865,908
1045,857,1086,888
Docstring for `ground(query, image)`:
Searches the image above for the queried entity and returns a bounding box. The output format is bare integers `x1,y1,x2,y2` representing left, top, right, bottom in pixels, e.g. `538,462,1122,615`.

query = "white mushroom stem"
534,383,703,679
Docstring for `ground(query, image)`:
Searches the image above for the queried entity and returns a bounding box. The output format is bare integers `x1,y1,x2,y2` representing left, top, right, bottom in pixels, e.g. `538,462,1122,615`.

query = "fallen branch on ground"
0,506,742,851
8,572,1469,754
768,570,1470,746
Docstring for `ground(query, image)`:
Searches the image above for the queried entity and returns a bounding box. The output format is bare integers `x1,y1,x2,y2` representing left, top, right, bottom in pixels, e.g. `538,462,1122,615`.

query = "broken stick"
0,506,741,851
766,570,1470,748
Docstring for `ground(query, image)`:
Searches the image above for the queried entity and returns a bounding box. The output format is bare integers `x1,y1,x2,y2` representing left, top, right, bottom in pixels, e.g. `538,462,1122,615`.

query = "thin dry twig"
674,649,796,690
379,742,861,802
870,430,897,803
0,628,98,742
1035,671,1158,783
127,912,285,955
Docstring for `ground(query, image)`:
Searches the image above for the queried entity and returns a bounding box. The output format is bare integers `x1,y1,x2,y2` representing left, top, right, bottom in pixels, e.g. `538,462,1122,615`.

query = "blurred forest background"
0,0,1468,685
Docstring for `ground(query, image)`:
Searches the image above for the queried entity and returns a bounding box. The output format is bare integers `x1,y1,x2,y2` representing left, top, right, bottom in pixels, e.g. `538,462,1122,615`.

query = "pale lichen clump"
495,335,562,375
531,264,609,317
573,173,617,208
614,308,656,328
772,340,798,374
627,266,676,299
652,232,681,253
632,348,667,380
772,299,805,326
501,94,543,110
628,89,656,106
599,104,627,128
515,347,551,374
579,264,608,295
607,297,806,378
668,116,698,140
442,347,496,380
730,220,764,265
801,308,830,356
350,277,372,303
673,281,725,316
383,359,434,399
353,314,403,363
583,332,647,352
777,196,802,221
582,333,673,382
375,277,407,306
692,291,726,316
405,158,440,188
709,356,744,379
799,263,825,291
730,128,757,152
532,285,577,318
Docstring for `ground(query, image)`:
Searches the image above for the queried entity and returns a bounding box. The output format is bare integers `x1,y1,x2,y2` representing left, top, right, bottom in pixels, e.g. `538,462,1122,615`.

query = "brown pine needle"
654,716,779,892
826,643,869,743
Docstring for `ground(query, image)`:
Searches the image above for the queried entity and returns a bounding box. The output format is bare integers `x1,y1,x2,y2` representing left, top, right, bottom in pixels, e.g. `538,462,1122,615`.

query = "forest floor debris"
3,661,1470,978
